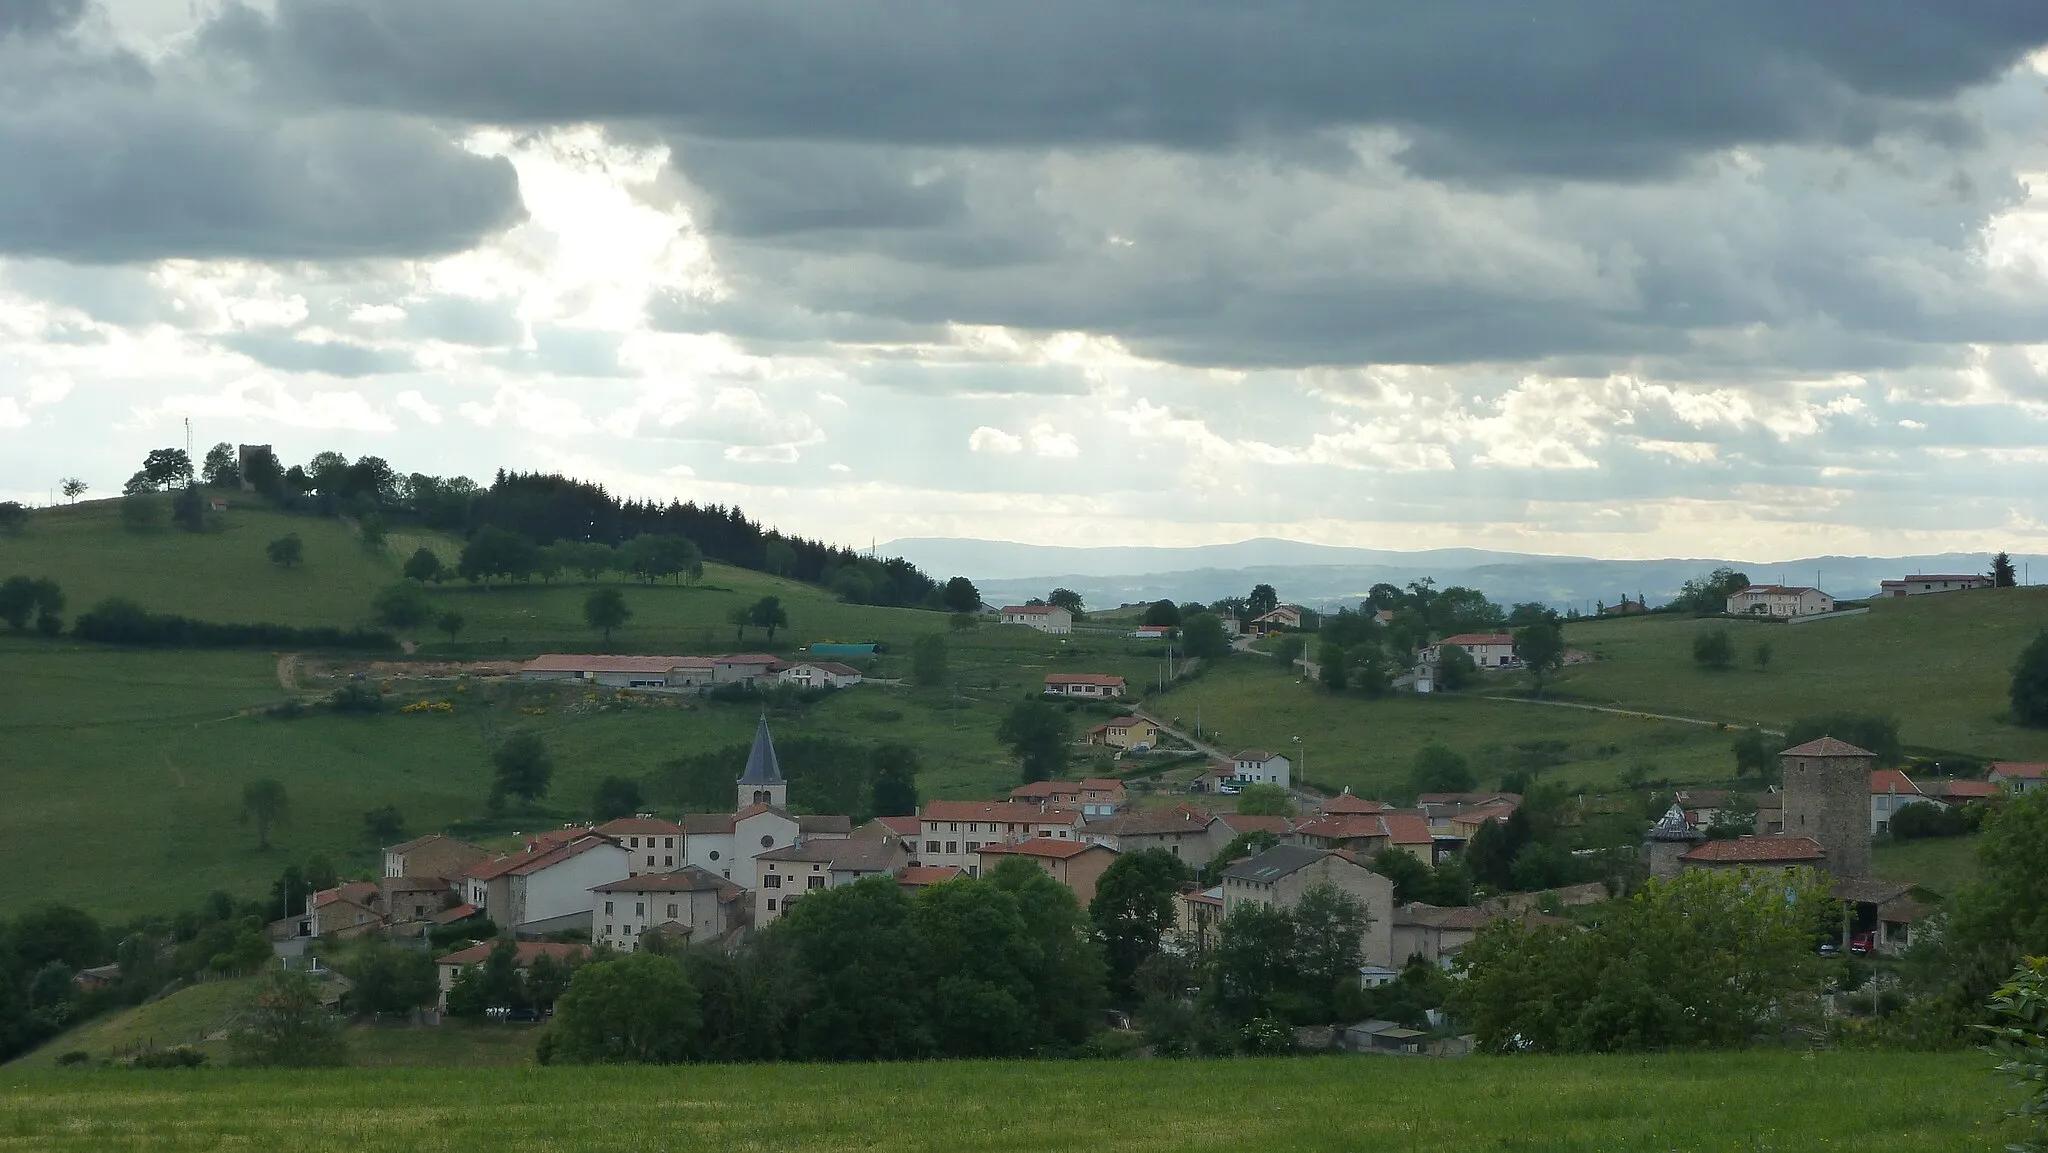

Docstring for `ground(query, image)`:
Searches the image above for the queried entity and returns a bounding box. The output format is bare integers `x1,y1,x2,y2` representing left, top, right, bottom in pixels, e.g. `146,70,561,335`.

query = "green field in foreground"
1548,589,2048,760
0,1051,2019,1151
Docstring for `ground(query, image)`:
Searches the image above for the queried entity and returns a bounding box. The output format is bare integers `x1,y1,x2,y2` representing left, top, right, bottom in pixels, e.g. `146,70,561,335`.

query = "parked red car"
1850,931,1874,955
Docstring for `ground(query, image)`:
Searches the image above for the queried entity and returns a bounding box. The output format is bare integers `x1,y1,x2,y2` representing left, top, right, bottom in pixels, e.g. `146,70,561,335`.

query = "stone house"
590,867,747,951
755,837,900,925
1220,845,1396,969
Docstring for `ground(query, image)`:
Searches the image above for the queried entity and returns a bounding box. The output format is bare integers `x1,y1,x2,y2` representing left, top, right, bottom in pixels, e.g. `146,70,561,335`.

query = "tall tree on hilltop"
1993,551,2019,588
241,779,289,851
997,700,1073,784
584,587,631,644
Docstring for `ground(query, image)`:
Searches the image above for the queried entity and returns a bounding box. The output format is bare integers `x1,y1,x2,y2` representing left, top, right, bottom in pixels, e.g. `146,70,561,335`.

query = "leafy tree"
1514,620,1566,696
1204,830,1280,882
265,533,303,568
1506,602,1555,628
977,858,1108,1051
728,605,751,643
940,576,981,613
1955,790,2048,957
1290,882,1370,994
1235,782,1294,817
59,478,86,503
490,733,554,811
1246,584,1279,619
1464,809,1531,890
1731,728,1777,782
371,582,432,630
6,905,104,977
0,576,43,632
458,526,539,586
996,700,1073,784
339,939,439,1018
869,744,921,818
1048,588,1085,618
911,634,947,688
1091,849,1194,1003
228,967,346,1067
120,491,163,530
1452,869,1831,1053
240,779,288,850
1887,801,1972,841
1142,599,1181,627
592,776,644,822
1692,627,1735,671
761,537,797,577
1673,567,1751,616
402,547,445,584
1317,640,1347,690
584,587,631,644
1993,551,2019,589
1753,640,1773,672
436,610,465,642
2012,631,2048,729
169,484,212,532
622,533,703,584
139,447,194,489
776,877,932,1060
1435,642,1478,690
0,502,25,536
525,952,578,1013
548,951,701,1064
363,804,404,843
200,442,241,488
1409,742,1474,796
1368,847,1433,903
1984,958,2048,1149
748,596,789,641
1210,902,1298,1024
1784,711,1903,764
1180,613,1231,660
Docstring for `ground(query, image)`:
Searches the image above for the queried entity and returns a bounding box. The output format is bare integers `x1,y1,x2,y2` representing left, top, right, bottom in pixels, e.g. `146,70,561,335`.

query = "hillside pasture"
1550,589,2048,760
0,1051,2017,1151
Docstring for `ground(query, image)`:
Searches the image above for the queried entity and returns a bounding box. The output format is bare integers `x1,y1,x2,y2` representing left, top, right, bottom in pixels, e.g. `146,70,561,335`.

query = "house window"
767,899,777,912
664,838,674,849
765,874,781,889
667,904,679,919
966,841,980,853
646,856,655,867
635,902,645,916
808,876,826,890
604,901,614,915
761,834,775,848
949,823,959,833
947,842,958,855
709,851,720,861
630,837,640,848
665,856,674,867
926,841,941,854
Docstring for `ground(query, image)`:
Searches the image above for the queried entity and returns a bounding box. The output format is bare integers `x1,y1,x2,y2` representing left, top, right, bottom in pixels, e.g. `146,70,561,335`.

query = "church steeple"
737,712,787,811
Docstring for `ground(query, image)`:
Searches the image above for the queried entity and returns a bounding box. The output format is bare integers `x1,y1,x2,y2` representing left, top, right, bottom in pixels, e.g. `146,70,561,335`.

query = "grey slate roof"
1646,803,1705,842
1222,844,1330,885
738,714,785,786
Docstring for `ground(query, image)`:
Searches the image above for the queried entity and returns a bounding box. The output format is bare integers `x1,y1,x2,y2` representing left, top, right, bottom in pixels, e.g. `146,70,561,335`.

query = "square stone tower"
1779,736,1875,877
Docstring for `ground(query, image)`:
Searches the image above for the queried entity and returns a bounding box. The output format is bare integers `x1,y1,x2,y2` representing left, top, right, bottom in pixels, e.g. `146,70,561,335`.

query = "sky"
5,2,2048,562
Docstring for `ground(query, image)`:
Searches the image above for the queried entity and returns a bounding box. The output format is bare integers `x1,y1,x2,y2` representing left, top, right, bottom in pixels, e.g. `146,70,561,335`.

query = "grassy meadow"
1548,589,2048,759
0,1050,2021,1151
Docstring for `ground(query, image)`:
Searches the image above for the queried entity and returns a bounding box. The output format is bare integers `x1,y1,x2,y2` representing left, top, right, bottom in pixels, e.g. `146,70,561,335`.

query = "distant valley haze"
883,536,2045,612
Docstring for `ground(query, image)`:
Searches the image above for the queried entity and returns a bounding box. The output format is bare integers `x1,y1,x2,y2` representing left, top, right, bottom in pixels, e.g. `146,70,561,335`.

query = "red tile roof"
714,653,782,666
1453,802,1520,826
1079,778,1127,791
1044,673,1127,687
1318,793,1389,815
1001,605,1059,615
521,654,693,674
1378,813,1434,845
1084,805,1219,837
1440,633,1515,646
595,817,685,837
923,800,1071,824
870,815,921,837
1868,770,1921,796
1011,781,1082,799
896,865,963,887
1217,813,1293,835
1781,737,1875,758
1103,717,1152,731
435,941,591,968
430,903,477,925
1234,748,1279,762
1992,762,2048,780
1927,780,2000,799
524,826,597,854
1680,836,1825,863
312,881,379,910
977,839,1110,860
590,867,743,899
1295,815,1388,841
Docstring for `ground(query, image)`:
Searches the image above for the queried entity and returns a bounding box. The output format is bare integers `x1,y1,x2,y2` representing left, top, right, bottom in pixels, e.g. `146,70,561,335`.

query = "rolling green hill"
5,978,256,1069
1547,589,2048,760
0,1051,2016,1150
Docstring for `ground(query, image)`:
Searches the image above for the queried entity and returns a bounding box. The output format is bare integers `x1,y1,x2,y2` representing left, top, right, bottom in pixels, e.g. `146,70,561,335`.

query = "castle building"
1642,803,1705,879
738,713,788,811
1779,736,1876,878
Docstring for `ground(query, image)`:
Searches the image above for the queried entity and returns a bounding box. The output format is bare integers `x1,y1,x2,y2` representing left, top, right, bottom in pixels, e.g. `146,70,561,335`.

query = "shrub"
55,1050,90,1067
1692,628,1735,671
1889,802,1971,841
329,683,386,714
71,598,398,652
130,1046,207,1069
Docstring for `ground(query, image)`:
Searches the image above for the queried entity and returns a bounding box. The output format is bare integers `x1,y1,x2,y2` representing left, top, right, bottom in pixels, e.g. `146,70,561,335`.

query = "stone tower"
1779,736,1875,877
737,713,788,811
1642,803,1705,879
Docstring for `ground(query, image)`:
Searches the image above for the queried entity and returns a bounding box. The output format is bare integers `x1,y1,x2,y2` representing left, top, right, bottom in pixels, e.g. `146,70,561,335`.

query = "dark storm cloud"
0,18,525,262
219,331,414,376
672,140,968,238
209,0,2048,177
0,0,84,37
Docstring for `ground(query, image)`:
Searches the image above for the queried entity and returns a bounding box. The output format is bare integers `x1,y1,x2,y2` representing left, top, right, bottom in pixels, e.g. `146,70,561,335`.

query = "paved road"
1483,694,1783,736
1132,710,1229,761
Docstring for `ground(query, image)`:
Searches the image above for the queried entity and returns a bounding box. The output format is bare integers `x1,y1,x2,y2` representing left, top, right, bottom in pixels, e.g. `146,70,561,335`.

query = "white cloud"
0,398,26,429
394,390,443,424
1634,439,1720,463
967,425,1023,453
1028,423,1080,458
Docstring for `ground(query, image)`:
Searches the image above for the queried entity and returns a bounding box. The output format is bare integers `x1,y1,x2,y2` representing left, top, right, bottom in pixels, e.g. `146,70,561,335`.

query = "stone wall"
1782,752,1872,877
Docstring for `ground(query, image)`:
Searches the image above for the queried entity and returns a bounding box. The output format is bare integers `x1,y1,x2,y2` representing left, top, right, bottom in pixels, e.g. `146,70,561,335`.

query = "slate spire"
739,711,784,786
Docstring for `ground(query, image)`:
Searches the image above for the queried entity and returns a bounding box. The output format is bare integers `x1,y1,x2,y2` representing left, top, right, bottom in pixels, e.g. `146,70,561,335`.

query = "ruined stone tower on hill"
1779,736,1875,877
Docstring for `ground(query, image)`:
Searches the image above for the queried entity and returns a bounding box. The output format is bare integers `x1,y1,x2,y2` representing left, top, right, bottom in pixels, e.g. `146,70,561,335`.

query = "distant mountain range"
881,537,2043,613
